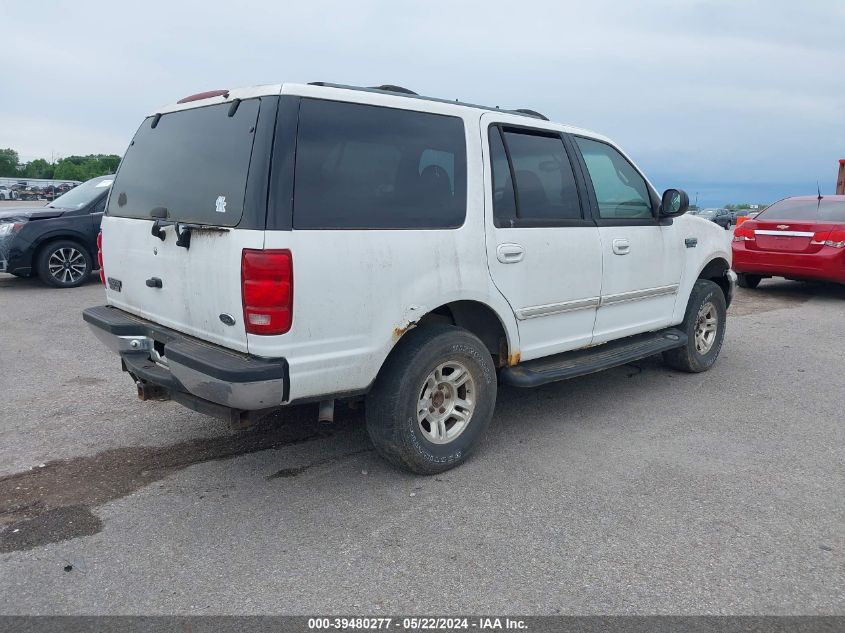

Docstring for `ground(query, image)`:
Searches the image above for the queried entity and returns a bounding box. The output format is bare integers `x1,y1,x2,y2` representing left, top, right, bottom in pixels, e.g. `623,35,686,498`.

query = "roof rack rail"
369,84,418,95
514,108,548,121
306,82,549,122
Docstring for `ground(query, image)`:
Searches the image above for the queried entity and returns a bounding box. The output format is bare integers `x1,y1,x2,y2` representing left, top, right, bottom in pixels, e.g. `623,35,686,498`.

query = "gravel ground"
0,272,842,614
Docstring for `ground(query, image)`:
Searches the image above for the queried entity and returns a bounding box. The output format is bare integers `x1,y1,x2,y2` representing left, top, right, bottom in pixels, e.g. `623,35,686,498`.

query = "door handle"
497,243,525,264
612,238,630,255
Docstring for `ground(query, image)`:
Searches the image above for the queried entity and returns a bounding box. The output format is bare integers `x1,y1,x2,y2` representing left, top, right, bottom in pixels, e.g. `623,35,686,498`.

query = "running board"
500,328,687,388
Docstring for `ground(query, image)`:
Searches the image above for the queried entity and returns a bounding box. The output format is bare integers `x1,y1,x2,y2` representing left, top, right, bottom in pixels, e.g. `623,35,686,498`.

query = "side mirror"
660,189,689,217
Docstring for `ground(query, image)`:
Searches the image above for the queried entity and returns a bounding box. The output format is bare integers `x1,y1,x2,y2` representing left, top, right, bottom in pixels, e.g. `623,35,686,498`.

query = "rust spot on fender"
393,323,415,341
508,352,521,366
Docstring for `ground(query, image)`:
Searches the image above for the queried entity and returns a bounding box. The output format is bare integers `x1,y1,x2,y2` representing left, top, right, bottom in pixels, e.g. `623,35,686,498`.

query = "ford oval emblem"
219,313,236,326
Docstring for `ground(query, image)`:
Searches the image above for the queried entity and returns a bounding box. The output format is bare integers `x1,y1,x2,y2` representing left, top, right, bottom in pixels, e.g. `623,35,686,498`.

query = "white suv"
84,82,735,474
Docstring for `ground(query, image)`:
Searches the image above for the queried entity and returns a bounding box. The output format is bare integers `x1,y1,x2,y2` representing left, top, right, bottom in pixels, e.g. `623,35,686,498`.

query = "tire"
365,324,497,475
662,279,727,373
736,273,762,289
36,240,93,288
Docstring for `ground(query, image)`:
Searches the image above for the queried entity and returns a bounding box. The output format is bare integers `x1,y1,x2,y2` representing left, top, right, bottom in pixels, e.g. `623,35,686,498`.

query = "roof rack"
307,82,548,121
369,84,418,95
514,108,549,121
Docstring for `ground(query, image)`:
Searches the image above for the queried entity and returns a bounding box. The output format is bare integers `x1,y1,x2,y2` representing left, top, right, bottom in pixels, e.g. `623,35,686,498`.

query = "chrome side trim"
601,284,679,307
755,230,815,237
516,297,600,320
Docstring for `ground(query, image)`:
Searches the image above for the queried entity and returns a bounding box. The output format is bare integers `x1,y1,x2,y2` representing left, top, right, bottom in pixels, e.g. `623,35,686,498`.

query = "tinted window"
293,99,466,229
575,137,653,220
489,127,517,225
51,175,112,210
108,100,260,226
758,198,845,222
502,129,581,221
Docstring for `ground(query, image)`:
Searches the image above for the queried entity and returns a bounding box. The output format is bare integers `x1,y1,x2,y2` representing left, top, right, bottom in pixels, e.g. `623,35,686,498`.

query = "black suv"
695,207,732,229
0,175,112,288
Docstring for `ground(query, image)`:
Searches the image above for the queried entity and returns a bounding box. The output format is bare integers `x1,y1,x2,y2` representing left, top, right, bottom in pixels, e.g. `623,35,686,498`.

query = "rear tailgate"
102,94,278,354
101,217,262,352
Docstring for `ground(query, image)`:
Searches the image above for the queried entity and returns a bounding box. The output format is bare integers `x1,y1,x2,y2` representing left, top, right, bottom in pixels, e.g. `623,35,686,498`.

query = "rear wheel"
663,279,727,373
737,273,762,289
366,324,497,474
37,240,92,288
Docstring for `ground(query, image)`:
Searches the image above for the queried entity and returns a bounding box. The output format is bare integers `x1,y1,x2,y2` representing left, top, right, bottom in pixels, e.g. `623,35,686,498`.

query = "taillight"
241,249,293,335
733,225,755,242
97,231,105,285
824,230,845,248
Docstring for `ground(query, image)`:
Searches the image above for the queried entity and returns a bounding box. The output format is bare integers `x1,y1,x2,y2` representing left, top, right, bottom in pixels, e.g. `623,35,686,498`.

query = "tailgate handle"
145,277,163,289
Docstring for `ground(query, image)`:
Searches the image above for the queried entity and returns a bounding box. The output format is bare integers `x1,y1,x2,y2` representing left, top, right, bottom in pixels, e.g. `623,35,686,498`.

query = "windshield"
108,100,260,227
699,209,717,216
49,176,113,209
757,198,845,222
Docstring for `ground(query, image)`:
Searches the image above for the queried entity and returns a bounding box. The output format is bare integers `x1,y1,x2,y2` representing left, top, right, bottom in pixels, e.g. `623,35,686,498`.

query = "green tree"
22,158,54,179
52,154,120,181
53,160,87,181
0,148,20,177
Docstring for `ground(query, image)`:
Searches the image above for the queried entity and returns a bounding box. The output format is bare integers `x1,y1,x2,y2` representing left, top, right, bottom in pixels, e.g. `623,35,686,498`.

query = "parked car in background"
0,185,18,200
0,174,113,287
732,195,845,288
16,186,43,201
696,208,732,229
83,82,734,474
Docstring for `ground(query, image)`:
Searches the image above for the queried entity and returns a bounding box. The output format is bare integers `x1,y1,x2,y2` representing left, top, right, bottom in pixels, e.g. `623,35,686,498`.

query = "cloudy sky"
2,0,843,206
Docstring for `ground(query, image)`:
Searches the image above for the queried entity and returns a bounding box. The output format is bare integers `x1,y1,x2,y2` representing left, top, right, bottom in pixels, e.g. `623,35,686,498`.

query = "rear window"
108,100,260,226
293,99,467,229
757,198,845,222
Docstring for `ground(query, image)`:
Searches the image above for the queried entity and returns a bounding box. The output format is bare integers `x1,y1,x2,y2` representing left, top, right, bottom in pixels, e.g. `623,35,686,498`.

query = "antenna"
817,181,823,200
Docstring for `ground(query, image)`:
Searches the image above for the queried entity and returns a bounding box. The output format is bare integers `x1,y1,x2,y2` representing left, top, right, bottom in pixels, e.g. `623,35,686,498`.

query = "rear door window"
501,128,581,222
488,125,582,226
293,99,467,229
108,100,260,227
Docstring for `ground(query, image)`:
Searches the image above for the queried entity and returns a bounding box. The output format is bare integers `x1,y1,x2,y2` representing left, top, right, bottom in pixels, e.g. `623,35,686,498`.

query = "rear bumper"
732,244,845,283
83,305,288,411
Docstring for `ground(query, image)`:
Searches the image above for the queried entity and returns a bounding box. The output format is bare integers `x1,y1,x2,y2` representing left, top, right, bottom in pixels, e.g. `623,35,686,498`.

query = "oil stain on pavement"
0,406,365,553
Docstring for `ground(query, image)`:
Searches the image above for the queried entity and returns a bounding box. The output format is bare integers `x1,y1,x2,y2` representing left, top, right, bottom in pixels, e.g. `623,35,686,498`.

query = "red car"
732,195,845,288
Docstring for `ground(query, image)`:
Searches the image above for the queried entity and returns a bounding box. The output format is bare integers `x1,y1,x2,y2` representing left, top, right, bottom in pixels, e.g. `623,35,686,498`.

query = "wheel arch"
696,256,732,306
31,231,95,273
396,299,519,368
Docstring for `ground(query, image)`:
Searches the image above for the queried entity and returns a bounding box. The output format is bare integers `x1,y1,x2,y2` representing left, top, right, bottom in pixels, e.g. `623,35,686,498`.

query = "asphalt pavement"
0,270,842,614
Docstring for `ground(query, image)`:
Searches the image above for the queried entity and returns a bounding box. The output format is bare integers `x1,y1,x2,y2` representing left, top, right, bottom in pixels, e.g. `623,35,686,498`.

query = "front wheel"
663,279,727,373
366,324,497,474
37,240,93,288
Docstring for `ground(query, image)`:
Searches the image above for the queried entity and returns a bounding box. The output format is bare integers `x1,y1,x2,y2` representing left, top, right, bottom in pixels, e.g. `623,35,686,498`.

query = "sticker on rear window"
215,195,226,213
